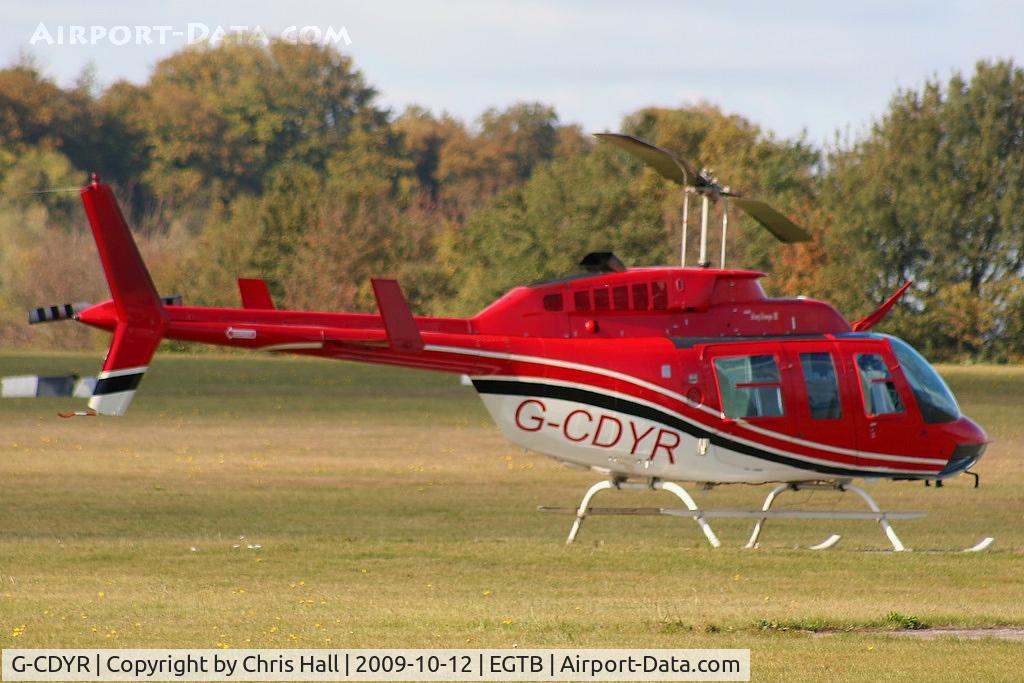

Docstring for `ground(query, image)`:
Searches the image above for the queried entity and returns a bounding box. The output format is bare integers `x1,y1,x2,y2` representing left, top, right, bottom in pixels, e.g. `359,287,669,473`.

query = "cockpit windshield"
885,335,961,424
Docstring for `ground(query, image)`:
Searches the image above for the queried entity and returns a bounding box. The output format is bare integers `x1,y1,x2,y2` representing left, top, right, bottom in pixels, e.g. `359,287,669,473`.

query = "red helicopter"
32,134,991,552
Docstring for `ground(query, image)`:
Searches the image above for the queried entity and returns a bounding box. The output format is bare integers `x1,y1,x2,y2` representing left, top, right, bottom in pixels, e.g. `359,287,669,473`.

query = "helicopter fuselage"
78,261,987,484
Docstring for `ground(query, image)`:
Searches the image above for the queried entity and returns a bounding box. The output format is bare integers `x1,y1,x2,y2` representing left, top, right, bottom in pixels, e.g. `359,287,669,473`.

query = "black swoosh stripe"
93,372,144,396
472,378,923,479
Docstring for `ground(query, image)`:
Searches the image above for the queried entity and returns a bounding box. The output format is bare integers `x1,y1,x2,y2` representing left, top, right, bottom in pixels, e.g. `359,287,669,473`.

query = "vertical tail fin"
80,174,165,415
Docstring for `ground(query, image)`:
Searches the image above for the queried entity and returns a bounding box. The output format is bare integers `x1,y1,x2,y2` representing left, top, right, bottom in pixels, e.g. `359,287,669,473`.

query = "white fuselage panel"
477,392,811,483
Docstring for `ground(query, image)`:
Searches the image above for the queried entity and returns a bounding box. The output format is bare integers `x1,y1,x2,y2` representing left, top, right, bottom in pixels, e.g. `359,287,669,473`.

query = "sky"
3,0,1022,146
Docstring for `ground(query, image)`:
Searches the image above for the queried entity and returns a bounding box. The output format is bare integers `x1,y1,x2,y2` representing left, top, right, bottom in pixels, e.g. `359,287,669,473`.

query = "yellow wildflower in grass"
482,590,493,597
501,618,513,625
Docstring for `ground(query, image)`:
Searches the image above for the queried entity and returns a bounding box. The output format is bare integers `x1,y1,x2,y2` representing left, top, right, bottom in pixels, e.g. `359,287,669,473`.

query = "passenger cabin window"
593,288,610,310
714,355,784,418
799,352,841,420
855,353,904,416
573,290,591,311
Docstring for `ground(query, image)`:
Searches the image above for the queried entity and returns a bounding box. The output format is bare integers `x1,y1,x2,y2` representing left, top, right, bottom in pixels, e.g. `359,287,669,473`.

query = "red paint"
237,278,275,309
563,409,593,442
514,399,546,432
70,179,988,481
592,415,623,448
651,429,681,464
629,423,656,456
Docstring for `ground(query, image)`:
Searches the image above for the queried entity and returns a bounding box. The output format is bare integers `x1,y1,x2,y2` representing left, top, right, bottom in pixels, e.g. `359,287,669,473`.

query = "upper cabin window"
632,283,649,310
651,281,668,310
542,293,563,312
612,286,629,310
855,353,904,416
714,355,785,419
573,290,591,311
799,352,841,420
593,288,611,310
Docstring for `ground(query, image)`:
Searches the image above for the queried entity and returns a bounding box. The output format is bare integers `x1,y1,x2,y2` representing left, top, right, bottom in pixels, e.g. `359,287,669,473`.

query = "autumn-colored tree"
136,38,385,204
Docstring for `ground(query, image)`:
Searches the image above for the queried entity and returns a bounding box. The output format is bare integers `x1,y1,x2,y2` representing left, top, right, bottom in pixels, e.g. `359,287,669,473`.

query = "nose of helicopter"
937,416,988,477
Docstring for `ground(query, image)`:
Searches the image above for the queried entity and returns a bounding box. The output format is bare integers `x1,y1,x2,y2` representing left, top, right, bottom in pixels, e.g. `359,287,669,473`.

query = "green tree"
823,59,1024,357
250,163,323,300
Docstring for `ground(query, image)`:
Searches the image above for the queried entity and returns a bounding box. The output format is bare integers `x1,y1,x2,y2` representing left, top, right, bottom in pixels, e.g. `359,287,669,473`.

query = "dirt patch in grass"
881,627,1024,640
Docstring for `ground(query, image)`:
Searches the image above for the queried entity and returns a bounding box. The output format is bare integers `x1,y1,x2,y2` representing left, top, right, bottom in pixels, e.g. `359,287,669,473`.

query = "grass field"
2,351,1024,681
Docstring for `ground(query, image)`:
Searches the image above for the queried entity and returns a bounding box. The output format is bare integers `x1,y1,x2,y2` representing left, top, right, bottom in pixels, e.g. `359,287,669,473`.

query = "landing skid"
559,478,722,548
539,478,994,552
744,482,914,551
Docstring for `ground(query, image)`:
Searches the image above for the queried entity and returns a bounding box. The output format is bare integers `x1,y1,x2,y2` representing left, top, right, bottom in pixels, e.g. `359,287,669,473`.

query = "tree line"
1,41,1022,361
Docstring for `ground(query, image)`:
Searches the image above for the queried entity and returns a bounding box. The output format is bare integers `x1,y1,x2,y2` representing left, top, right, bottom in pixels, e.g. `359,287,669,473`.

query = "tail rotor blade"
28,302,91,325
729,196,811,243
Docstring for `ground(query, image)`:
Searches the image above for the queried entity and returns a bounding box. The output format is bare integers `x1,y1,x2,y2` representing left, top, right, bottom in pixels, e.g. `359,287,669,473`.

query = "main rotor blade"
728,196,812,243
595,133,705,188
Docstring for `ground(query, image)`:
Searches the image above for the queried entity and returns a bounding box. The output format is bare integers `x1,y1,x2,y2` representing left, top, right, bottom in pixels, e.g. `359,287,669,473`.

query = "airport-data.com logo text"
28,23,352,47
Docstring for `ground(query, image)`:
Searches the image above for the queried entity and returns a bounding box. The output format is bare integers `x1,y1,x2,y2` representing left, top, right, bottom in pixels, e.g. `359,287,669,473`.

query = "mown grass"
1,353,1023,681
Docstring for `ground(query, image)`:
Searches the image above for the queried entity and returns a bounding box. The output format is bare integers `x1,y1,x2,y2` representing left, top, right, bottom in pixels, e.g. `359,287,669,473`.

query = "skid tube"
546,477,721,548
744,482,911,551
540,479,994,552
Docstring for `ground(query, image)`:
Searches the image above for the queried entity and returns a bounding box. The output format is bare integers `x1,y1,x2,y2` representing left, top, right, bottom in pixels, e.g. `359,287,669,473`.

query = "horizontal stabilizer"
371,279,424,352
238,278,275,309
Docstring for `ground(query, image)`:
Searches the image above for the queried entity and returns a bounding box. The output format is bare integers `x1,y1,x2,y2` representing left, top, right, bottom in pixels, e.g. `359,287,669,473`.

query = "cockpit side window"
714,354,785,418
855,353,904,416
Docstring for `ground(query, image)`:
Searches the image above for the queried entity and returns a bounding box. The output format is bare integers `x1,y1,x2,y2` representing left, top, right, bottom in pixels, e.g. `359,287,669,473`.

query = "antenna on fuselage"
595,133,812,269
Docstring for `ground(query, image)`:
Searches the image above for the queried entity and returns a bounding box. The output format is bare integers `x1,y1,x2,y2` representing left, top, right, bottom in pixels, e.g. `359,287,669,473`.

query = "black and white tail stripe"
28,302,90,325
88,366,147,416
